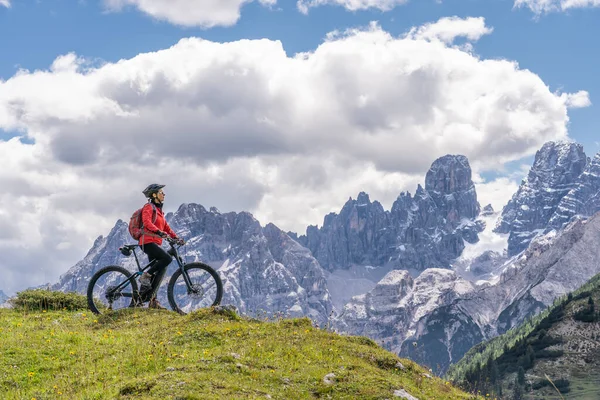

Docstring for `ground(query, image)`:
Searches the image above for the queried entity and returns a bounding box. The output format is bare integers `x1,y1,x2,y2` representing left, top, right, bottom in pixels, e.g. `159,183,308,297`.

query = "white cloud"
561,90,592,108
0,18,589,295
0,0,10,8
406,16,494,44
563,0,600,7
514,0,600,14
103,0,276,28
297,0,407,14
473,175,521,213
514,0,559,13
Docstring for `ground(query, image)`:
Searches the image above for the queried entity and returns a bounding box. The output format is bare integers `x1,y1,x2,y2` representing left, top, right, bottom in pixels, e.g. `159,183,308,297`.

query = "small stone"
395,361,406,370
323,373,336,385
422,373,432,379
231,352,241,359
166,367,175,372
393,388,419,400
214,304,238,313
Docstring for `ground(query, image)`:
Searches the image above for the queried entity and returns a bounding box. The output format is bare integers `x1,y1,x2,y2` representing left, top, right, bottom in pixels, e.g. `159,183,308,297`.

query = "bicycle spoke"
87,266,138,314
167,263,222,315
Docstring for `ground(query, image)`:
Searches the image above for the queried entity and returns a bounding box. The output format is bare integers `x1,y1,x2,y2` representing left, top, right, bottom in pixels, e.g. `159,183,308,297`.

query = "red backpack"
128,203,157,240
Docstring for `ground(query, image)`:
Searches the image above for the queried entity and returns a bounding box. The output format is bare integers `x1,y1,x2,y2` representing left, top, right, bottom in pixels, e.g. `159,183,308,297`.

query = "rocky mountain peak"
425,154,473,194
528,141,587,189
424,154,481,224
339,192,380,217
494,141,588,256
481,204,494,216
547,150,600,231
390,191,413,215
299,154,483,272
356,191,371,205
298,191,391,270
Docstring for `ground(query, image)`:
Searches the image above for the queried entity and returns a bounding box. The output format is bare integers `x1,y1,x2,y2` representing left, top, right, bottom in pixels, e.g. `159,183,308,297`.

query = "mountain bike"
87,236,223,315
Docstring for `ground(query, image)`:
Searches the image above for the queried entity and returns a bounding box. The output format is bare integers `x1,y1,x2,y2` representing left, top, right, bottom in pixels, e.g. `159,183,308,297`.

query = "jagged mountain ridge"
335,212,600,375
494,141,588,256
332,141,600,374
0,290,7,305
52,204,333,325
547,151,600,232
295,155,484,273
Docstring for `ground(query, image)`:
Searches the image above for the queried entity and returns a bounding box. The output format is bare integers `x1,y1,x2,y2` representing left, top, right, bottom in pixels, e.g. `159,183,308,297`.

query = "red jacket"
139,202,177,246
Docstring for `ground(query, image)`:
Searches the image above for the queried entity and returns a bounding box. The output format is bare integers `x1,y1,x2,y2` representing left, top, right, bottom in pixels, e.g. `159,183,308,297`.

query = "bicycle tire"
87,265,139,315
167,262,223,315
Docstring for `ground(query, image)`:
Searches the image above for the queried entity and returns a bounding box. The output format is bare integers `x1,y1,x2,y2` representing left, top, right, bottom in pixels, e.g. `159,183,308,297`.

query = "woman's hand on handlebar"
166,236,185,246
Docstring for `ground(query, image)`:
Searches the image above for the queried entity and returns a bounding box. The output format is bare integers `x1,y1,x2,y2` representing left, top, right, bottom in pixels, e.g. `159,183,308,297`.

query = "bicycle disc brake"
188,284,205,299
105,285,123,304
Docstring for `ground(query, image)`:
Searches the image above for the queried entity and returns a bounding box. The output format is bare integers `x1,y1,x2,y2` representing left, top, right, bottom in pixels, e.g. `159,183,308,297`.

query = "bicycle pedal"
138,292,152,303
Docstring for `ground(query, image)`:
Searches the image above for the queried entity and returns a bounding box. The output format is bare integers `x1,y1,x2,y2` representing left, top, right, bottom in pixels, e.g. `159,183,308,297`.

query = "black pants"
142,243,173,275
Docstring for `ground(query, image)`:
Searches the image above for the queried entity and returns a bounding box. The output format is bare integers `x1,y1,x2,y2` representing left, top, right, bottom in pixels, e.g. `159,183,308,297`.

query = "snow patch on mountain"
452,208,509,283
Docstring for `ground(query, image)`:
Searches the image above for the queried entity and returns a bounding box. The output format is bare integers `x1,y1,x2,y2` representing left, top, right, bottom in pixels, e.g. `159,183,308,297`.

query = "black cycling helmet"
142,184,165,198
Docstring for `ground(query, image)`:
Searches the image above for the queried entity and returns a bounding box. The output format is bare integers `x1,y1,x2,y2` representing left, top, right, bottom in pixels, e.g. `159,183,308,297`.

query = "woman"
138,183,184,309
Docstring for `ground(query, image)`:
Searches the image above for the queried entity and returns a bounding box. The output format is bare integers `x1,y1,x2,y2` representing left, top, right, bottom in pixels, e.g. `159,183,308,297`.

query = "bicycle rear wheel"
87,265,139,314
167,262,223,315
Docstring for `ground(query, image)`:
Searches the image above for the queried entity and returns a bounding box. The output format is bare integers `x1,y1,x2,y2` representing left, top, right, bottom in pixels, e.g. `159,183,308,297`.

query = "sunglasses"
157,191,165,195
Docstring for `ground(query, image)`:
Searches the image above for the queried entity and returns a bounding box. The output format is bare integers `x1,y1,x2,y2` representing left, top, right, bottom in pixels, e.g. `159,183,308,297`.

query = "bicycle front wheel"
167,262,223,315
87,265,139,314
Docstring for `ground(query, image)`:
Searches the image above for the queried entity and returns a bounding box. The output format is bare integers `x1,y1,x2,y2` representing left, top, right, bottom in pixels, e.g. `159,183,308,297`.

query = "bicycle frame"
111,237,189,299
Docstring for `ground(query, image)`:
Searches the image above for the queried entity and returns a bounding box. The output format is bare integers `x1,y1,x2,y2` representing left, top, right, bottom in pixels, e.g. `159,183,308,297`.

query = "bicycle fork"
171,251,198,295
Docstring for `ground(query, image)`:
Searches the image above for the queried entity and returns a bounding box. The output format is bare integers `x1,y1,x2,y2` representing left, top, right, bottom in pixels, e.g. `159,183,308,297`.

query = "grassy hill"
447,273,600,400
0,291,481,400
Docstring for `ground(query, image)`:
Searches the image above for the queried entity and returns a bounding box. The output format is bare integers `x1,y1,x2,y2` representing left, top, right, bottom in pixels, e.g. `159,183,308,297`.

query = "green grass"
0,307,483,400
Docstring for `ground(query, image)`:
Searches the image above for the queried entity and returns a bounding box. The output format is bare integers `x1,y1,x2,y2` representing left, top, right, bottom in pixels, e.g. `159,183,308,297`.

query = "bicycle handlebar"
165,236,185,246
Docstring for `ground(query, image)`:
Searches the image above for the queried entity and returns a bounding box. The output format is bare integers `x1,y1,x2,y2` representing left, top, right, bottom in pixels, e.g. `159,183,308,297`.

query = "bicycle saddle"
119,244,139,256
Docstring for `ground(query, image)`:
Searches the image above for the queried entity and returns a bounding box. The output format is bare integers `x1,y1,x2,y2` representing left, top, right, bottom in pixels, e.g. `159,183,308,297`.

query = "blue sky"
1,0,599,156
1,0,600,294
